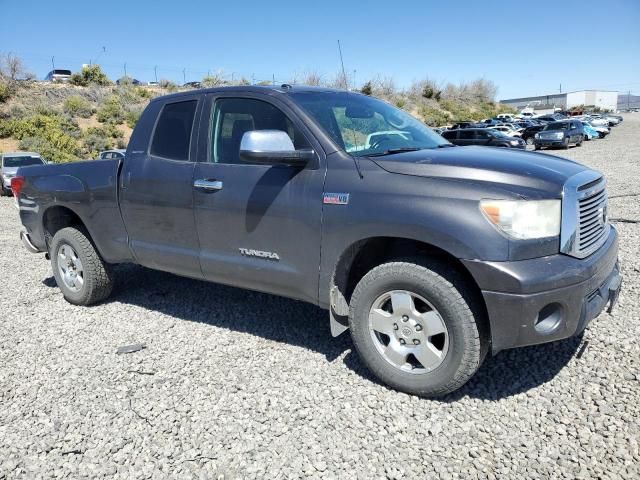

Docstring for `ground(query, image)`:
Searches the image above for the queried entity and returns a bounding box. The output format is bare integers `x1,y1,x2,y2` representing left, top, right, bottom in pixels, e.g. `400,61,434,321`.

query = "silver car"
97,149,126,160
1,152,45,196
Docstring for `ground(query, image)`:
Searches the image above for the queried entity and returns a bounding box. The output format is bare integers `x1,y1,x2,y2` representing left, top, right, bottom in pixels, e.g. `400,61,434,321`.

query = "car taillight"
10,176,25,196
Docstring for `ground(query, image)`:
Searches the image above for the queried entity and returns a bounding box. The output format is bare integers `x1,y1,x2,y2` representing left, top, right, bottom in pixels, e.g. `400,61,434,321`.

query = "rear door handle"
194,179,223,191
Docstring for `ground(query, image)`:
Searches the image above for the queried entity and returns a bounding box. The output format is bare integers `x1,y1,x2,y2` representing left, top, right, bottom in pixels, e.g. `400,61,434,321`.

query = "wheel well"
42,206,85,247
331,237,490,347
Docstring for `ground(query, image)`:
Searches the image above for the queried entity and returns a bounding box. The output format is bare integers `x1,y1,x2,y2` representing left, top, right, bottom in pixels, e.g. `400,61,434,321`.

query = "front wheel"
348,261,484,397
526,137,534,145
51,227,114,305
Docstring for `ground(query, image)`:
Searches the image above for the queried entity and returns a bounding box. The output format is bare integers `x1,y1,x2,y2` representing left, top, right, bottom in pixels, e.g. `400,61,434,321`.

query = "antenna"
337,40,348,90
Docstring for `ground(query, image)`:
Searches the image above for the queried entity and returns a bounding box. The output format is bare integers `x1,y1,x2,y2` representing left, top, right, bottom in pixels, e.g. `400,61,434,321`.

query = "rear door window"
150,100,198,161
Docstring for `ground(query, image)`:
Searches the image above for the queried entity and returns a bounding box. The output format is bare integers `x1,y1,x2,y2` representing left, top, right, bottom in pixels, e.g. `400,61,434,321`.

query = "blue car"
581,122,598,140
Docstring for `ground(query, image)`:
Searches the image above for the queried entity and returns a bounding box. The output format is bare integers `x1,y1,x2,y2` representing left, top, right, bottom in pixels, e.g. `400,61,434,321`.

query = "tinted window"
2,156,44,167
210,98,309,164
150,100,197,161
442,131,457,140
459,130,476,140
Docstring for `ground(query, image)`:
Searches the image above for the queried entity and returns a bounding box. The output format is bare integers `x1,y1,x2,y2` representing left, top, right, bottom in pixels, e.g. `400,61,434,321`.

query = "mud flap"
329,285,350,337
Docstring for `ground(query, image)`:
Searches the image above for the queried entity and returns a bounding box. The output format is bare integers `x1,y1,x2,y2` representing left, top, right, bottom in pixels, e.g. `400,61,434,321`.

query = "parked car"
585,122,610,139
579,115,609,128
183,81,202,89
97,149,127,160
449,121,480,129
520,125,546,145
580,122,599,140
44,69,72,82
534,120,584,150
1,152,45,196
442,128,525,148
488,125,521,137
535,114,567,123
148,81,160,87
12,86,621,398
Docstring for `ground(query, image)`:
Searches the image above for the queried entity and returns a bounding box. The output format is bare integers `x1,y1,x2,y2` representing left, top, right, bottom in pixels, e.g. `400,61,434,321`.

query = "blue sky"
2,0,639,99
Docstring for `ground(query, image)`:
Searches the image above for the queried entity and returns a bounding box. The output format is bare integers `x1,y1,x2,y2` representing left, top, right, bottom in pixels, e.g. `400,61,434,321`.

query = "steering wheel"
369,136,395,151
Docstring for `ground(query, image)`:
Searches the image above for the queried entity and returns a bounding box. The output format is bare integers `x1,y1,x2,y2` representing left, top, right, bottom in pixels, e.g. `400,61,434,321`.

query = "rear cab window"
150,100,198,161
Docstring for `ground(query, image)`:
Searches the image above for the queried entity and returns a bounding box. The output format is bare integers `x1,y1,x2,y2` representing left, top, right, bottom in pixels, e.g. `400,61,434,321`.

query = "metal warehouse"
500,90,619,113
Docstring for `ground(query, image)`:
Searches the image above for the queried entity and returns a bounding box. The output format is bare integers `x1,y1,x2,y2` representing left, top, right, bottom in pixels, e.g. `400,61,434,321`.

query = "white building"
500,90,619,113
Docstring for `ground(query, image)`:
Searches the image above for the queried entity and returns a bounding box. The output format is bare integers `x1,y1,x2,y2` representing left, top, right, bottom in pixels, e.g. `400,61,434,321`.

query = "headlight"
509,140,519,146
480,199,561,239
534,133,540,138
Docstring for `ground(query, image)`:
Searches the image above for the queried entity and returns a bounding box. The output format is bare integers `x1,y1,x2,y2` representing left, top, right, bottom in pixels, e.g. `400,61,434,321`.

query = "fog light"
534,303,564,334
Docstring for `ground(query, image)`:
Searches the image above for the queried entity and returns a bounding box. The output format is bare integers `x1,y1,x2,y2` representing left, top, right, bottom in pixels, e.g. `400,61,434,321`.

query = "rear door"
119,96,204,278
191,93,326,303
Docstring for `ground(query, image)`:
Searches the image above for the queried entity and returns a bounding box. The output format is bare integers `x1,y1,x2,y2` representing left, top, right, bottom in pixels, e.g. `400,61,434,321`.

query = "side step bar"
20,229,41,254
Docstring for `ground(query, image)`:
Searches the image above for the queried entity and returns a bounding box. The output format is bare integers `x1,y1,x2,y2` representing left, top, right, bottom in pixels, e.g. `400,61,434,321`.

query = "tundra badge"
239,248,280,261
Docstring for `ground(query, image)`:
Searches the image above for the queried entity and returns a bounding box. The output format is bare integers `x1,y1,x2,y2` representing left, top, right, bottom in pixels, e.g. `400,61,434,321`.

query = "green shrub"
395,98,406,109
19,136,77,163
125,109,141,129
97,96,125,124
82,133,112,157
202,75,224,87
70,65,111,87
360,81,373,96
419,105,450,126
159,79,177,91
0,113,80,162
86,124,123,139
63,96,94,118
0,80,11,102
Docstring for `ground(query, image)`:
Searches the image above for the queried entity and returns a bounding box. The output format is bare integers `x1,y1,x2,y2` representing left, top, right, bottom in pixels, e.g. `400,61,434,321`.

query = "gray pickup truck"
12,86,621,397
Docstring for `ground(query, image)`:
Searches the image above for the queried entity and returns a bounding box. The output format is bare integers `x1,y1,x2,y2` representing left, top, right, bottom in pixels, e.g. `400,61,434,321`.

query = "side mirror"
239,130,314,166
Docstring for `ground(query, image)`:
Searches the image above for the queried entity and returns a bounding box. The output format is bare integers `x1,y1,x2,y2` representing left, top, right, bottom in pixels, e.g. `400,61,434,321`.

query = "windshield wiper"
366,147,423,157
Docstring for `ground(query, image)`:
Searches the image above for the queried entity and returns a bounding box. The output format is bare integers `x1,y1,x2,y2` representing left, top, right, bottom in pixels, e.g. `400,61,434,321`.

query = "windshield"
2,156,44,168
291,91,448,156
544,122,568,131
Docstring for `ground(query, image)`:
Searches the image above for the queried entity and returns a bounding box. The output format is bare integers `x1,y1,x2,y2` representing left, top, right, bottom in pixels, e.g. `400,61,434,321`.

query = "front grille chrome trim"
561,170,609,259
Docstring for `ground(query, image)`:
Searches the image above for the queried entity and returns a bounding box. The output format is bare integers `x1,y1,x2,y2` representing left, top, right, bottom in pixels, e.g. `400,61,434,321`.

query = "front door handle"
194,179,223,191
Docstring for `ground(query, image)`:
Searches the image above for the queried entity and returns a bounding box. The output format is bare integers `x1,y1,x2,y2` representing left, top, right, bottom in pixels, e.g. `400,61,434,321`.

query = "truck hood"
369,146,589,196
1,167,18,176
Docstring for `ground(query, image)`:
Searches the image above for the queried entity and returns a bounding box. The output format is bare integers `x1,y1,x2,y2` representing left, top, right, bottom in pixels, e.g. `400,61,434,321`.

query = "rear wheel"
562,137,570,149
576,135,583,147
526,137,534,145
534,144,541,150
51,227,114,305
348,261,484,397
0,186,10,197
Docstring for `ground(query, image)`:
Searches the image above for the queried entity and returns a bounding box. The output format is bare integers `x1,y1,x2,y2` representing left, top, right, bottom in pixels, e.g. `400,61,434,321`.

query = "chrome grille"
561,170,610,259
577,186,608,255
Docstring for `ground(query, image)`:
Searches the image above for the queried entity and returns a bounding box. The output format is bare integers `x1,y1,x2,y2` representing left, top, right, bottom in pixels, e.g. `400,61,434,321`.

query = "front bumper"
535,138,566,147
462,227,620,353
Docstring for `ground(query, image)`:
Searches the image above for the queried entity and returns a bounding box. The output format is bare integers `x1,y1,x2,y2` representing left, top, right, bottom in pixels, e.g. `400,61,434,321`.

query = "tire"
562,138,569,149
576,135,583,147
525,137,534,145
0,186,9,197
50,226,113,305
348,260,484,397
534,144,541,150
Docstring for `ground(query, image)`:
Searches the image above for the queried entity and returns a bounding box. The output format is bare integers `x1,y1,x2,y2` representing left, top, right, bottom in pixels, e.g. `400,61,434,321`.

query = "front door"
119,96,203,278
192,94,326,303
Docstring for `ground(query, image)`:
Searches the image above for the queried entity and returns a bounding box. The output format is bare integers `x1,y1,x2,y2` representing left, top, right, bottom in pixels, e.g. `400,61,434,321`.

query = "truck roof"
150,85,354,103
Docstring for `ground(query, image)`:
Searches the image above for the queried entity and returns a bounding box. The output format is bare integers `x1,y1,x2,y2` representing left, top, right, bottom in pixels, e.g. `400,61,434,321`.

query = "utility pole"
272,73,275,86
559,83,562,94
154,66,158,83
51,56,55,71
124,63,127,77
337,40,347,90
252,73,255,85
182,68,186,84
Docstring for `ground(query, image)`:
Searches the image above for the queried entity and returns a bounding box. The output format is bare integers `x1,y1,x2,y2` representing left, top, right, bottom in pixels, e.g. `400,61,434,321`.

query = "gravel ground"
1,115,639,479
